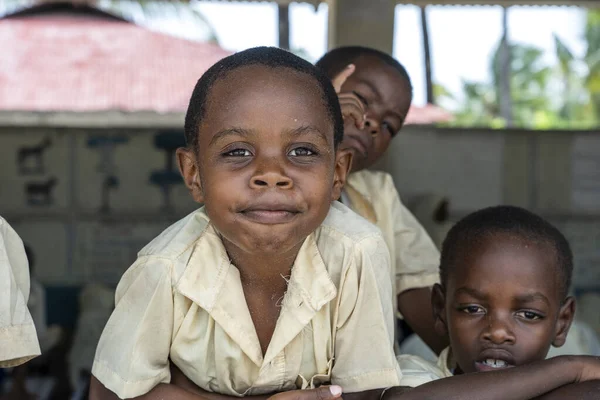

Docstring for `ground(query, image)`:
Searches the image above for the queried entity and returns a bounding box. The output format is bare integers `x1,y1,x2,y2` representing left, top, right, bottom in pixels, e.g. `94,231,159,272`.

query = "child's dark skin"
434,233,575,374
336,54,447,354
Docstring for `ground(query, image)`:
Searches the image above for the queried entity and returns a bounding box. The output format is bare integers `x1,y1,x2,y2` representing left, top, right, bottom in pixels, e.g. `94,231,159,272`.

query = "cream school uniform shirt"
345,170,440,301
0,217,41,367
396,347,453,387
92,202,401,399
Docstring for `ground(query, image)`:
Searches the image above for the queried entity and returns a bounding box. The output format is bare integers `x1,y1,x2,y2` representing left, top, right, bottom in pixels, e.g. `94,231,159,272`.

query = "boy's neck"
223,237,303,286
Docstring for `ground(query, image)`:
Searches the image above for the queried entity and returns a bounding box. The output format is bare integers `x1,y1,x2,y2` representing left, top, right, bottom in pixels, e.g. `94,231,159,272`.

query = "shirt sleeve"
396,354,445,387
386,176,441,295
0,217,41,367
330,234,402,392
92,256,174,399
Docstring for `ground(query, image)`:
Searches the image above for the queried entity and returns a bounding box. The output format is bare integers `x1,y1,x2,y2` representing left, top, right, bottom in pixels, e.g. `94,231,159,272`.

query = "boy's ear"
432,283,448,337
176,147,205,204
552,296,576,348
331,149,353,201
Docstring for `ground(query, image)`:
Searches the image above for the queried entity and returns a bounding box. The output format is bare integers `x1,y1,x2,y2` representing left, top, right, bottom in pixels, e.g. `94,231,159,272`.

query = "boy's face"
338,55,412,172
178,65,349,258
433,233,575,375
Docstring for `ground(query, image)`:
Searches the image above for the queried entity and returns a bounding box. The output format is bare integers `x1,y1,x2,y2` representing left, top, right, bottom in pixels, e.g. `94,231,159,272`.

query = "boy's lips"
239,202,301,225
474,349,516,372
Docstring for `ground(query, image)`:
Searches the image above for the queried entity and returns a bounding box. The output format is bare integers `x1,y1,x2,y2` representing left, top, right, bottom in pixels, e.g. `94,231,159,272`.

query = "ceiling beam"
193,0,600,7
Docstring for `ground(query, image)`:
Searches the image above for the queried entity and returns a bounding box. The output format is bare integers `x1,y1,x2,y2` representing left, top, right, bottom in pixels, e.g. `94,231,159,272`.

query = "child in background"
0,217,40,368
395,205,600,399
90,47,401,400
316,47,445,353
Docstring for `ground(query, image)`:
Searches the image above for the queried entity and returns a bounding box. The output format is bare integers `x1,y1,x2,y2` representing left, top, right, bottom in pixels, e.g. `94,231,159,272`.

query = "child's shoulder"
347,169,395,193
138,208,211,260
318,201,382,244
315,202,390,289
316,202,389,268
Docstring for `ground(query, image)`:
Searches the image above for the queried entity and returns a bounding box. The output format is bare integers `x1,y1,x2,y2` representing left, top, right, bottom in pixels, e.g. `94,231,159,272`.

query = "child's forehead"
462,234,551,269
449,234,561,297
207,65,323,107
197,65,333,144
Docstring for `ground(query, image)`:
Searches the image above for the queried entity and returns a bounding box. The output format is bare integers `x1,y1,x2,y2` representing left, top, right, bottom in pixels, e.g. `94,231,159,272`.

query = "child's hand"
332,64,355,93
268,386,343,400
339,92,366,130
331,64,366,130
574,356,600,383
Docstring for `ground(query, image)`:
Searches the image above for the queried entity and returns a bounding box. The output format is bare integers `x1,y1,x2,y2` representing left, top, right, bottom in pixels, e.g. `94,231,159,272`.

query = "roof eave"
0,110,185,129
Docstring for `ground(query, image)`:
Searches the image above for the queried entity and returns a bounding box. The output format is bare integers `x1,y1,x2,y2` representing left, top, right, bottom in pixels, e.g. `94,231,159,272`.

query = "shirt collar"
175,223,337,367
437,347,456,377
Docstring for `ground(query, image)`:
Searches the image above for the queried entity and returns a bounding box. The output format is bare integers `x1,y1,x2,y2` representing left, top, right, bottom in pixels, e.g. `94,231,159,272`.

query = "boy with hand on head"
89,47,403,400
394,206,600,399
316,47,445,354
0,217,41,368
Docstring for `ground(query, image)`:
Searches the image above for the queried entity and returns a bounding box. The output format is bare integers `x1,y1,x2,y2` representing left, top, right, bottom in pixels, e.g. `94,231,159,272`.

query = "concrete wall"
376,126,600,293
0,126,197,288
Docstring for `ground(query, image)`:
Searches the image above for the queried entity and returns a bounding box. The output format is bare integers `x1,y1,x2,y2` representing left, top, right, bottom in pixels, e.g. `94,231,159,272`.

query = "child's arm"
90,374,345,400
340,355,600,400
534,380,600,400
91,257,175,399
90,375,206,400
0,217,41,367
397,288,448,354
169,364,347,400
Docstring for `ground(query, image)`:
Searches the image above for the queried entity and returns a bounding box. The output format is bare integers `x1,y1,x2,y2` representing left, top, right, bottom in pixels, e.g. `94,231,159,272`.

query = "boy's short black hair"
440,205,573,299
315,46,413,95
184,46,344,151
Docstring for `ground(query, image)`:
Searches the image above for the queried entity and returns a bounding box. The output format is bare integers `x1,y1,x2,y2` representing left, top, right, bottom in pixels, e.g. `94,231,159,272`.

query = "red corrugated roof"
0,15,232,113
0,13,452,124
405,103,453,125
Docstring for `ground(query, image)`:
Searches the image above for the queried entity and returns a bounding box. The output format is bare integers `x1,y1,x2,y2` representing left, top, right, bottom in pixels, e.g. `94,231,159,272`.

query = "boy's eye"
224,148,252,157
515,311,543,320
382,122,397,137
288,147,315,157
461,305,485,314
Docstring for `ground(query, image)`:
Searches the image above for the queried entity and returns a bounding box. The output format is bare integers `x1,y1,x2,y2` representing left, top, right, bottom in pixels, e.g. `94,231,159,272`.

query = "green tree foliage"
439,9,599,130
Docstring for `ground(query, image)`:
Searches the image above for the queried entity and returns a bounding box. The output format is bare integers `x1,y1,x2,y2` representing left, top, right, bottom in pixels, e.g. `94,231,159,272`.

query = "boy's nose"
481,316,516,345
250,165,293,189
364,116,380,136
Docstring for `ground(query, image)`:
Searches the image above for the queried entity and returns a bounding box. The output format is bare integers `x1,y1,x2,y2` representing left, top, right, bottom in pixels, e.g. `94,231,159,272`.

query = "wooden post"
420,5,434,104
498,6,513,127
327,0,395,54
278,3,290,49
